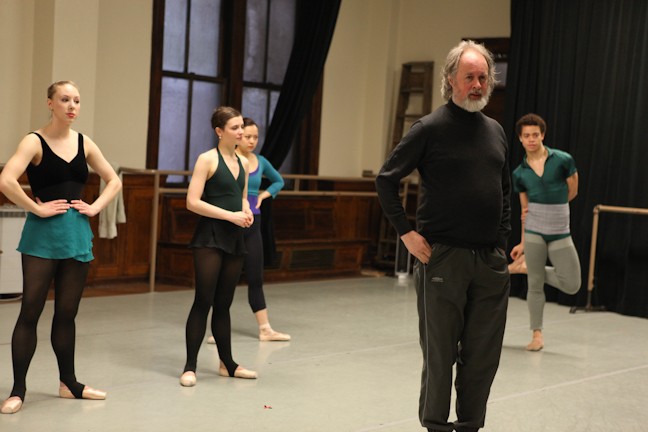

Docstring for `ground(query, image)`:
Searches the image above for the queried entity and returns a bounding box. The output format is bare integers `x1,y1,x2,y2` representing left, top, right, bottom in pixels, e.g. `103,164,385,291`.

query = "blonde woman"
0,81,121,414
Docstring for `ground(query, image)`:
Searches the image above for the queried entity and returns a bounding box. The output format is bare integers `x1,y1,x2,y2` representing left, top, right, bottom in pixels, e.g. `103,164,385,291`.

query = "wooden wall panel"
156,190,382,285
121,180,156,276
159,196,198,243
273,197,338,240
85,174,158,284
1,168,384,287
0,170,157,285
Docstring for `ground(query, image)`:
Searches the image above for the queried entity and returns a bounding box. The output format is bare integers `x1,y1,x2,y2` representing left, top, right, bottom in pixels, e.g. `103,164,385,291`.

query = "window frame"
146,0,322,175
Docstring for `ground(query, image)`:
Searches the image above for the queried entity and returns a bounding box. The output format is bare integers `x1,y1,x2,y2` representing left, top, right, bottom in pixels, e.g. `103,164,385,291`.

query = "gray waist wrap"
525,202,570,235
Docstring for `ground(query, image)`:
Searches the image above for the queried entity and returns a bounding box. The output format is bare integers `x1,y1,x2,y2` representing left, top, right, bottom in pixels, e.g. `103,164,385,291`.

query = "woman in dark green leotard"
179,106,257,387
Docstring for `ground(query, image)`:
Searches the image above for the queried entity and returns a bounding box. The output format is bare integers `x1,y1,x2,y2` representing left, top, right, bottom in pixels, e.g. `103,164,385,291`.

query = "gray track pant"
414,245,510,432
524,233,581,330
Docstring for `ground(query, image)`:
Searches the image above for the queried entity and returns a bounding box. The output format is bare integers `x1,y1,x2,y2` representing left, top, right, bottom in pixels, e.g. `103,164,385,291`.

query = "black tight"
244,216,266,313
184,248,244,376
10,255,89,401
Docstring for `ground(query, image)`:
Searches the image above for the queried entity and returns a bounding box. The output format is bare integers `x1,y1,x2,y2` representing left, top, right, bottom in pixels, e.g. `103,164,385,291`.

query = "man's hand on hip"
401,231,432,264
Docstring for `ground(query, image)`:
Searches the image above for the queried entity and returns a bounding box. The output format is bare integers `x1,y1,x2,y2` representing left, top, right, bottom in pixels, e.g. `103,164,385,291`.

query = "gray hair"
440,40,497,101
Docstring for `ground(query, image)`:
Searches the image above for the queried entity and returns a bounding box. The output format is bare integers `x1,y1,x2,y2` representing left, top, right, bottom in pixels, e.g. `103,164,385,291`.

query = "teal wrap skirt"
17,209,94,262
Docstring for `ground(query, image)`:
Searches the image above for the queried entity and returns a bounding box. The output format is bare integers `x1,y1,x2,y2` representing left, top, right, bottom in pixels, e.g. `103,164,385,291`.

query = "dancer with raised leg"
509,113,581,351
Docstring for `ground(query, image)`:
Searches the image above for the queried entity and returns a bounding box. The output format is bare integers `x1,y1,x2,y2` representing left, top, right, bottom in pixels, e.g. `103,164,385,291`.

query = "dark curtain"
504,0,648,317
259,0,341,263
260,0,341,168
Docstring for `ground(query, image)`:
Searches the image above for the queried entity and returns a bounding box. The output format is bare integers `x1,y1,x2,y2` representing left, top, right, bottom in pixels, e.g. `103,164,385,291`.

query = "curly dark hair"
515,113,546,137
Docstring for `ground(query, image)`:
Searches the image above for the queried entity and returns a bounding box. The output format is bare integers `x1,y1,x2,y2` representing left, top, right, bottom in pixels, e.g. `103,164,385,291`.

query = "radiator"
0,207,26,294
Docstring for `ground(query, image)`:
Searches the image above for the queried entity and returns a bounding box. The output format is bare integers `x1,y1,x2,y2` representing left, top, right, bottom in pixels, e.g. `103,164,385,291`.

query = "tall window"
242,0,294,152
147,0,296,181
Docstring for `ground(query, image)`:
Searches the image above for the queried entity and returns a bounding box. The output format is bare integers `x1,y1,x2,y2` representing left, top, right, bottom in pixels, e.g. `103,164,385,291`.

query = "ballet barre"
571,204,648,313
118,168,393,292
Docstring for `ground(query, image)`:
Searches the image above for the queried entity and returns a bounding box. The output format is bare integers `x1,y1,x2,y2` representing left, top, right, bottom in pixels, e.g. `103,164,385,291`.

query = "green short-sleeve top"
512,146,577,205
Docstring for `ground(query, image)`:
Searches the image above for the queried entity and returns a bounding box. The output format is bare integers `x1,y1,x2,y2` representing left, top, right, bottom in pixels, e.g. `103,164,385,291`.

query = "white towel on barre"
98,164,126,239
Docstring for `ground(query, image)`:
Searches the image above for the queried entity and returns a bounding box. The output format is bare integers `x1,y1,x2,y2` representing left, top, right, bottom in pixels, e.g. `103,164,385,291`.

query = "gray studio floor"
1,275,648,432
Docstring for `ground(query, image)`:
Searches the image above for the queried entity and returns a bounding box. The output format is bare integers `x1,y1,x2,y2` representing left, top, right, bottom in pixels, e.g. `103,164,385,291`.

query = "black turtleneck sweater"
376,99,511,250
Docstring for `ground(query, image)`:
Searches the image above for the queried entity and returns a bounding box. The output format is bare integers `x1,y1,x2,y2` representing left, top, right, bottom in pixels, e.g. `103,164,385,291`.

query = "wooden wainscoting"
0,169,158,285
265,194,381,282
155,194,198,286
155,183,383,286
85,173,158,283
0,166,384,289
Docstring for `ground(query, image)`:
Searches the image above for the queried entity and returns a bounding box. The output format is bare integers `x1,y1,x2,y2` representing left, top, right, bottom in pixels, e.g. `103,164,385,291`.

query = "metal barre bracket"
572,204,648,314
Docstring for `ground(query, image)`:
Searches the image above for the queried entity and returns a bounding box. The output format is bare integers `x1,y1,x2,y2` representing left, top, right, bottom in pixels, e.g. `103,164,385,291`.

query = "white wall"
1,0,506,176
0,0,152,168
51,0,100,136
30,0,55,130
93,0,152,167
320,0,400,177
320,0,510,177
0,0,35,161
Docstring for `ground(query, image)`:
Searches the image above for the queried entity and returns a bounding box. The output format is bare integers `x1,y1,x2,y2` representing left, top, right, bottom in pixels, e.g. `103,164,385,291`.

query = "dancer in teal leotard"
509,113,581,351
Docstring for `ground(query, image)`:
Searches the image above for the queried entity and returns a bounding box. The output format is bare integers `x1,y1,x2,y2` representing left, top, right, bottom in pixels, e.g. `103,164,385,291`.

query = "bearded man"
376,40,511,432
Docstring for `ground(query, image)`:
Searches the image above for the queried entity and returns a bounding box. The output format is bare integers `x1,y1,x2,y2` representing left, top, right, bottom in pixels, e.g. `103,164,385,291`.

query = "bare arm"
186,152,252,227
0,134,70,217
257,190,272,203
73,135,122,217
567,172,578,201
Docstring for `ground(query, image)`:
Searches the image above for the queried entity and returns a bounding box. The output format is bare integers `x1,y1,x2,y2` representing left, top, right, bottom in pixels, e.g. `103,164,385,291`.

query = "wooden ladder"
375,62,434,273
388,62,435,155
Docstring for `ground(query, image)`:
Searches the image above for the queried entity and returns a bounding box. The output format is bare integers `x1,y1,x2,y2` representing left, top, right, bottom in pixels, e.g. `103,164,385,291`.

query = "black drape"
258,0,341,264
504,0,648,317
260,0,341,168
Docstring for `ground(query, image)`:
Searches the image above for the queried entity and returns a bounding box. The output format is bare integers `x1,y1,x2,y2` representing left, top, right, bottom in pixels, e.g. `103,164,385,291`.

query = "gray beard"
458,95,490,112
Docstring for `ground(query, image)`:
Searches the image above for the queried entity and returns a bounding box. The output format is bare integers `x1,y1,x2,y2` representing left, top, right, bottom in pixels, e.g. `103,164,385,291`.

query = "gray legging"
524,233,581,330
